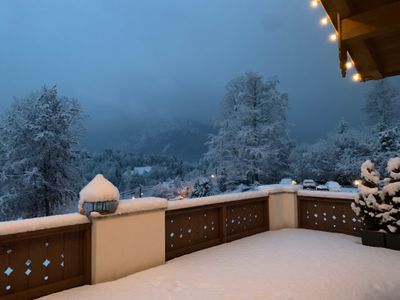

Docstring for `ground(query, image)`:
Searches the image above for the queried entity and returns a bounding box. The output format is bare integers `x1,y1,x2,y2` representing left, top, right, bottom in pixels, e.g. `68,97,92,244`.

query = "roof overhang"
320,0,400,81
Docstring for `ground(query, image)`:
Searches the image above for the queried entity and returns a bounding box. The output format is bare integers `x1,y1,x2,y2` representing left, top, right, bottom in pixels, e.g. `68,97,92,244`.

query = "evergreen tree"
204,72,291,186
190,177,213,198
381,157,400,233
351,160,383,230
0,86,84,219
364,79,399,130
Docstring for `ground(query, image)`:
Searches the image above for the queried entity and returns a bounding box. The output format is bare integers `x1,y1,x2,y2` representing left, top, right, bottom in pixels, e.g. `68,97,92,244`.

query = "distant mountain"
127,120,215,162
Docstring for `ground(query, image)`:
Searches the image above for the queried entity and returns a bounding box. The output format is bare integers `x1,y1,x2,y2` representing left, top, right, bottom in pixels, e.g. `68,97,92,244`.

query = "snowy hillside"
127,120,215,162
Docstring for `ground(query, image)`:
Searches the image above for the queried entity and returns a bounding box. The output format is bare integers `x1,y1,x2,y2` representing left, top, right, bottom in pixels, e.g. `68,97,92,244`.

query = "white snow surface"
383,182,400,196
297,189,357,200
90,197,167,218
168,185,297,211
40,229,400,300
79,174,120,203
360,160,380,185
387,157,400,173
0,213,89,236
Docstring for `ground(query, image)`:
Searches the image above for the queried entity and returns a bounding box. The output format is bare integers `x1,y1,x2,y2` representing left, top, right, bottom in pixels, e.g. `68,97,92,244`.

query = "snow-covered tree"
365,79,400,130
331,121,375,184
290,120,374,184
203,72,291,186
381,157,400,233
190,177,213,198
0,86,84,219
351,160,383,230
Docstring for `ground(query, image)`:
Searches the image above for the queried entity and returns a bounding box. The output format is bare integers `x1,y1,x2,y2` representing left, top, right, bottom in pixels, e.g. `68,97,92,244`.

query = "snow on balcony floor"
40,229,400,300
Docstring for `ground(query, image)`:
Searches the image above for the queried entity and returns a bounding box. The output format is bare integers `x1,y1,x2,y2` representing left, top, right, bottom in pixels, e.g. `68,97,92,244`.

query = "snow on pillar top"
79,174,120,203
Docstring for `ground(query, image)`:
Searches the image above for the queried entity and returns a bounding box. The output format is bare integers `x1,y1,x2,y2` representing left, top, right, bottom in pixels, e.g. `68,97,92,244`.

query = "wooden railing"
165,197,269,260
298,195,362,236
0,223,91,300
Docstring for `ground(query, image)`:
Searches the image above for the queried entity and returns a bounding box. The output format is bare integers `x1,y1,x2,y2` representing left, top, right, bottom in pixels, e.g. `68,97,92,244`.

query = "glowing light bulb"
352,73,361,82
310,0,318,8
345,61,353,70
329,33,337,41
320,17,329,26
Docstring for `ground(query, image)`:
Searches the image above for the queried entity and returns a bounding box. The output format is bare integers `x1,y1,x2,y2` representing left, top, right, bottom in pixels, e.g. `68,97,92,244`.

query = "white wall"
90,199,167,284
269,191,298,230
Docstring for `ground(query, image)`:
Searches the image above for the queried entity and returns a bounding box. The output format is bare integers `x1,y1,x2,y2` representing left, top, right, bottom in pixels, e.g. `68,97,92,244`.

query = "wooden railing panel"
298,196,362,236
166,197,269,260
226,200,269,241
0,223,91,300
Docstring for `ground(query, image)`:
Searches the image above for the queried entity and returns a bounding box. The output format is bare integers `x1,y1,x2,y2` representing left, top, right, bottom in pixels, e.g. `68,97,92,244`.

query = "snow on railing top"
297,189,357,200
167,185,298,211
0,213,89,236
90,197,168,218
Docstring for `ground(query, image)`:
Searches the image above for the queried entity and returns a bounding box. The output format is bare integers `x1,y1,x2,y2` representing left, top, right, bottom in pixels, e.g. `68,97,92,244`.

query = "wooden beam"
337,12,348,77
348,39,383,80
341,2,400,42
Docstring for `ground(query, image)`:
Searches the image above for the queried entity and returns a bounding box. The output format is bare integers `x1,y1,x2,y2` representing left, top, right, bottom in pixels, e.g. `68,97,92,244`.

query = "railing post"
263,197,270,231
220,206,227,243
83,224,92,285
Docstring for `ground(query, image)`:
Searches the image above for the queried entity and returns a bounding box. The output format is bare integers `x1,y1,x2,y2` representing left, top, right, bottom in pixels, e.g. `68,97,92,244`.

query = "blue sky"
1,0,397,149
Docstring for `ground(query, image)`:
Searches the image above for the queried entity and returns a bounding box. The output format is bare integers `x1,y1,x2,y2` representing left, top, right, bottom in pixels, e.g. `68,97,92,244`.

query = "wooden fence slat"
63,231,83,278
8,240,29,293
28,237,48,289
46,235,64,284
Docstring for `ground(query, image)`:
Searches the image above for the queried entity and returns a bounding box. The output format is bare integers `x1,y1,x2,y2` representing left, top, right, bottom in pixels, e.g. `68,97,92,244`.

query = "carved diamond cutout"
25,259,32,266
4,267,13,276
60,261,64,268
25,269,32,276
6,249,12,255
43,259,51,267
60,253,64,259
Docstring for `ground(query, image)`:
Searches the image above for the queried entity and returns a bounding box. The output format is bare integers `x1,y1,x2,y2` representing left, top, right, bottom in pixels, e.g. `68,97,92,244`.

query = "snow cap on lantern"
79,174,120,215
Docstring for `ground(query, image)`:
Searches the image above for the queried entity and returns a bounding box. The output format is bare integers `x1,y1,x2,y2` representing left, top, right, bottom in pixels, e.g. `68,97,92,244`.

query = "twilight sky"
0,0,397,149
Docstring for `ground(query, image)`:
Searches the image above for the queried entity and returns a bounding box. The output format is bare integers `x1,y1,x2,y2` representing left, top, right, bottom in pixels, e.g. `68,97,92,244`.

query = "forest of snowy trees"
290,79,400,184
0,75,399,221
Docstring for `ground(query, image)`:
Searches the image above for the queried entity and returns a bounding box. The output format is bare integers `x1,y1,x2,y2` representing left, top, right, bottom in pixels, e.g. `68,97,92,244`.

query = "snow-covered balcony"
1,187,399,300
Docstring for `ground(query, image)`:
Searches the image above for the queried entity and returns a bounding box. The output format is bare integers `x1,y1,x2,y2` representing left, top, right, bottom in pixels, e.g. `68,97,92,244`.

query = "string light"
345,61,354,70
320,17,329,26
329,33,337,41
352,73,361,82
310,0,318,8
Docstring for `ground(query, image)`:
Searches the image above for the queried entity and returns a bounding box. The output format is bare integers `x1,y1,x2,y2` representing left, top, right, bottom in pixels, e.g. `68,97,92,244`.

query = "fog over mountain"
1,0,399,155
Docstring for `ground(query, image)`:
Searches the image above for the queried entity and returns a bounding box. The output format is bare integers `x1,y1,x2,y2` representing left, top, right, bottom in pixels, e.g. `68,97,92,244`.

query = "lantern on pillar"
79,174,120,215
